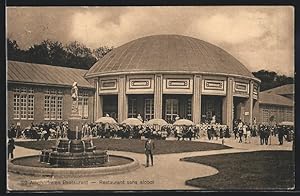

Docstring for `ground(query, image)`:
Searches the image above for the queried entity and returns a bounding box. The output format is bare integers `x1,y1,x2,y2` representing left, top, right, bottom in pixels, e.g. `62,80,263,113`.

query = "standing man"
259,125,265,145
8,138,15,159
145,138,155,167
246,123,251,144
278,125,284,145
243,123,247,143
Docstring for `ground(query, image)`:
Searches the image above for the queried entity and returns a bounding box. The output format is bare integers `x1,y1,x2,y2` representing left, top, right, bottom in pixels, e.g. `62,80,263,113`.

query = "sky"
6,6,294,76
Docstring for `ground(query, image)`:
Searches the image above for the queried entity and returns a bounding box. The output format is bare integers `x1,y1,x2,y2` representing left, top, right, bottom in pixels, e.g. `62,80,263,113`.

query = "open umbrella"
173,119,194,126
279,121,294,126
95,116,117,124
121,118,143,126
146,119,168,126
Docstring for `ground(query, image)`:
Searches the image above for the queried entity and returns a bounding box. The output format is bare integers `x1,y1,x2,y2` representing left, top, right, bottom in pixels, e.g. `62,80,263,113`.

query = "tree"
252,69,294,91
48,41,68,66
7,39,23,61
27,40,52,65
93,46,113,60
65,41,93,58
65,41,97,69
7,39,113,69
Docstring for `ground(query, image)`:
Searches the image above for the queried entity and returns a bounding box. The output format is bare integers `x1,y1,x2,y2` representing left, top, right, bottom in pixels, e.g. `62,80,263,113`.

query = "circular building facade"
85,34,260,128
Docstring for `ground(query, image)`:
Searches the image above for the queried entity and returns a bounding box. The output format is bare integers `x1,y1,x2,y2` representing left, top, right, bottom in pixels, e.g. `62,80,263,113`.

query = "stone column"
192,75,202,124
99,95,103,119
94,78,99,120
249,81,254,126
224,77,234,129
94,78,103,120
118,75,128,123
154,74,163,119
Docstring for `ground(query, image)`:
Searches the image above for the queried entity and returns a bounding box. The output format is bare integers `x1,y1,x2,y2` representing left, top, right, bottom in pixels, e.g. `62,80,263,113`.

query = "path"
7,136,292,190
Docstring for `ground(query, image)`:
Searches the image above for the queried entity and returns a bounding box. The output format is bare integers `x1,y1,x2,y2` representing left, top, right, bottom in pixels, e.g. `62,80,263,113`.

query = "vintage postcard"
6,6,295,191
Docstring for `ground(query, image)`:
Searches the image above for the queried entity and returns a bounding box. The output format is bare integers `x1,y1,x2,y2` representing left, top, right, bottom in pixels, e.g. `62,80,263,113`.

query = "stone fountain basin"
8,154,140,177
40,150,109,167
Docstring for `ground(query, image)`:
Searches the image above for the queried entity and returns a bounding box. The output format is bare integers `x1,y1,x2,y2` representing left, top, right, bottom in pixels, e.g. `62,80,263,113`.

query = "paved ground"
7,136,293,191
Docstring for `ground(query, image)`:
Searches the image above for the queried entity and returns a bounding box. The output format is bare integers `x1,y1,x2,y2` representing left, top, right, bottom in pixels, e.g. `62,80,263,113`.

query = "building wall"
8,83,95,129
252,99,260,124
95,73,259,127
259,104,294,124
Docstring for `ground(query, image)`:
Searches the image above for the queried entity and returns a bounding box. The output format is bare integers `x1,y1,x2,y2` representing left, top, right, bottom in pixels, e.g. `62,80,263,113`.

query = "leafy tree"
27,40,52,65
65,41,93,58
93,46,113,60
7,39,25,61
252,70,294,91
65,41,97,69
48,41,68,66
6,39,113,69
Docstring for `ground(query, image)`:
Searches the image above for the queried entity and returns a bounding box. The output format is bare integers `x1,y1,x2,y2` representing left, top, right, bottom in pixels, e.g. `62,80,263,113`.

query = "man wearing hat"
145,137,155,167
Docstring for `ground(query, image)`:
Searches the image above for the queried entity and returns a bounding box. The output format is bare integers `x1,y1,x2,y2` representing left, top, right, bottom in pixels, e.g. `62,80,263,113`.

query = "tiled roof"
7,60,94,88
86,34,255,78
259,92,293,107
263,84,294,95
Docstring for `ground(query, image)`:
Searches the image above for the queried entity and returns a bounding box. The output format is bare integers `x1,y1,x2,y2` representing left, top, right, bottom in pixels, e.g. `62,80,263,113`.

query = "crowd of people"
8,122,68,141
7,121,173,140
232,119,294,145
8,118,294,146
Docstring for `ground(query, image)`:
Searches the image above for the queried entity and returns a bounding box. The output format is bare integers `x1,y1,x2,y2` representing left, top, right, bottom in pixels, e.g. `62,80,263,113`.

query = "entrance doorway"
127,95,154,121
233,97,247,122
165,98,179,123
201,95,223,123
102,95,118,120
162,95,192,123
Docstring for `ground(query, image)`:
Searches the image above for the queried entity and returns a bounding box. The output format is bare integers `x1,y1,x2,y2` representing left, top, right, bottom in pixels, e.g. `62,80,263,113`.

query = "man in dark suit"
8,138,15,159
278,125,285,145
145,138,155,167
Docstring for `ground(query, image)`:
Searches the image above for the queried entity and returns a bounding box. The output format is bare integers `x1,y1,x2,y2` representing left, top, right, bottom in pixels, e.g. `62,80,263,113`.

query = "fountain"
37,82,108,167
8,82,139,176
39,136,108,167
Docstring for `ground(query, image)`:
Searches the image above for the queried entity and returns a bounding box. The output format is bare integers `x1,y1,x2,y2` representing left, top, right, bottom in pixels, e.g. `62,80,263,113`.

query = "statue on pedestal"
71,82,79,114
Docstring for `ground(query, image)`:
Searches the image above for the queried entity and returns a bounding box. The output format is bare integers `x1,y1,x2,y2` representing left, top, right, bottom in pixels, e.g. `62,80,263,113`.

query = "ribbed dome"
86,34,254,78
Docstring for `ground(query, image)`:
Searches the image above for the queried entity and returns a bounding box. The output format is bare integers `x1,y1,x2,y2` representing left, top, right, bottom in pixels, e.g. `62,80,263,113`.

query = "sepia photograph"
6,6,295,191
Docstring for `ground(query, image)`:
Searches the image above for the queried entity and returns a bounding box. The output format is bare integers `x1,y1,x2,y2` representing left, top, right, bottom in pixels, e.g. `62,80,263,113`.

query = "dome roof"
86,34,254,78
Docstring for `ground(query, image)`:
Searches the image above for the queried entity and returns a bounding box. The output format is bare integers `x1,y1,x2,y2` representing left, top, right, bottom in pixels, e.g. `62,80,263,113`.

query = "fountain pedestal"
40,138,108,167
68,113,83,140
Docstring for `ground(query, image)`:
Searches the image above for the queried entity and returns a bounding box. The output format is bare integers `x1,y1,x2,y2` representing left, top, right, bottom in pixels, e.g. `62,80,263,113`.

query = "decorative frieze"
235,82,248,92
99,78,118,94
163,76,193,94
166,78,190,89
129,78,152,89
126,75,154,94
100,79,117,90
253,84,258,100
233,81,249,97
202,79,226,95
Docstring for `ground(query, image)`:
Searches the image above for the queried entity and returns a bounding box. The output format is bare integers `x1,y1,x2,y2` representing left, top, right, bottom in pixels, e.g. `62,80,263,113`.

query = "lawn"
15,138,231,154
182,150,295,190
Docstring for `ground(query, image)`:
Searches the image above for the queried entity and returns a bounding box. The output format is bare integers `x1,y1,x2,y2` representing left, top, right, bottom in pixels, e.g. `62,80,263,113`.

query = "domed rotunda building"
85,34,260,128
